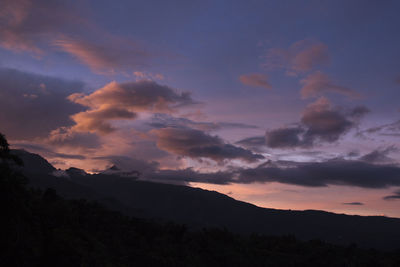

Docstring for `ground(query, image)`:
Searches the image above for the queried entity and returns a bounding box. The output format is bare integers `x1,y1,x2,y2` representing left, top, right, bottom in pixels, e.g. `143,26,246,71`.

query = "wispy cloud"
239,73,271,89
54,38,150,74
263,39,330,75
300,71,360,99
342,202,364,206
383,190,400,201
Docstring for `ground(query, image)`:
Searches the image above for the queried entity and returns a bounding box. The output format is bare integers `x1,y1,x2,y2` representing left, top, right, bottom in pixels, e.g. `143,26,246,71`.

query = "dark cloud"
68,80,196,134
152,127,264,163
359,146,398,163
144,168,234,185
236,136,266,146
300,97,354,143
342,202,364,206
349,106,370,119
115,158,400,190
239,73,271,89
148,113,258,132
12,143,85,160
238,98,370,149
92,155,159,174
0,67,84,140
383,190,400,201
266,127,305,148
235,136,269,153
236,160,400,188
361,120,400,137
47,127,101,149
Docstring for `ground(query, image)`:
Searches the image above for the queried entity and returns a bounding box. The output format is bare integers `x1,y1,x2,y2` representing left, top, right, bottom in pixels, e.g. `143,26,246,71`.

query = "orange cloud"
68,80,195,134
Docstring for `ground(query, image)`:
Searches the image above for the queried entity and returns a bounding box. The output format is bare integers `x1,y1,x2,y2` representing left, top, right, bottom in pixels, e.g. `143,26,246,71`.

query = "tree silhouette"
0,132,10,158
0,132,23,166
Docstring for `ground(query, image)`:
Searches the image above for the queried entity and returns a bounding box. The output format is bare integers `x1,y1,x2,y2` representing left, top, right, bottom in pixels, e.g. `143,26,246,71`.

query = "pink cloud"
0,0,80,54
54,38,150,74
264,39,330,75
239,73,271,89
300,71,360,99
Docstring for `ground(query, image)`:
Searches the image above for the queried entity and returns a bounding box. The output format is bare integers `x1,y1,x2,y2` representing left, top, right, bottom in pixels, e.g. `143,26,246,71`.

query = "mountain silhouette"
13,149,400,250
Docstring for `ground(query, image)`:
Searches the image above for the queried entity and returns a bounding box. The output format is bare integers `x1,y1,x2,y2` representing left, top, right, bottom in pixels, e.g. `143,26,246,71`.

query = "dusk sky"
1,0,400,217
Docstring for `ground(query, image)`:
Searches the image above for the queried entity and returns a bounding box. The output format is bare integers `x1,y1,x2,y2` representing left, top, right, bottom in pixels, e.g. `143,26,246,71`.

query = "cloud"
12,143,86,160
395,75,400,84
361,120,400,137
68,80,196,134
266,127,305,148
342,202,364,205
152,127,264,162
92,155,159,174
236,136,266,147
0,67,84,140
0,0,154,74
300,71,360,99
148,113,258,132
70,107,137,134
47,127,101,149
383,190,400,201
0,0,80,53
300,97,359,143
359,146,398,163
120,158,400,189
239,73,271,89
264,39,330,75
238,98,370,149
133,71,164,81
144,168,234,185
236,159,400,188
54,38,150,74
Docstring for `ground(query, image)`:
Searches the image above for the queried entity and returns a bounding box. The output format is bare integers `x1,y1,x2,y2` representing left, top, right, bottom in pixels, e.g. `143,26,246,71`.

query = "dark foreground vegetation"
1,134,400,266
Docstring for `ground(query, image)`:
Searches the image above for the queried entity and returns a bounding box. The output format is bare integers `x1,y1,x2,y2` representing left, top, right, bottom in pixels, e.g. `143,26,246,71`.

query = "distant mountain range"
12,149,400,250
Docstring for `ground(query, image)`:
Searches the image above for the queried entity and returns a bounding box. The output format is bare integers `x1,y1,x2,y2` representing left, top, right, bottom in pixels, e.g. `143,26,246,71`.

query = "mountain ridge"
12,149,400,250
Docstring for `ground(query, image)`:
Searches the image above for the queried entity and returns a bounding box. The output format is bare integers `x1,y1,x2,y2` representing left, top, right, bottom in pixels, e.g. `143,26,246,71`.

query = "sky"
1,0,400,217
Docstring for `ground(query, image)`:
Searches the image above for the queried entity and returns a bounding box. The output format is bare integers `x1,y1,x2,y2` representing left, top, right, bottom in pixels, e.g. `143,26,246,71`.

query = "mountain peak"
109,165,120,171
